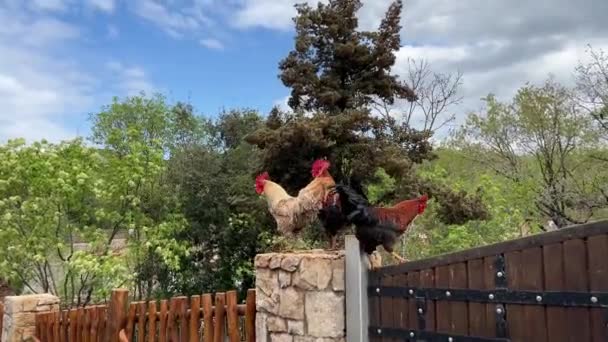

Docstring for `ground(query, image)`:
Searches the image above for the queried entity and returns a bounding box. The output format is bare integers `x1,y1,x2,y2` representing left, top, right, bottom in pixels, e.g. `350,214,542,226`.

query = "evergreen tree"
246,0,488,224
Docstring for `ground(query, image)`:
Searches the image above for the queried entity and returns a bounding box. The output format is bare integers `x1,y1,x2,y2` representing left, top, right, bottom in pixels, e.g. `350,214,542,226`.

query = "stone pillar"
2,294,60,342
255,250,345,342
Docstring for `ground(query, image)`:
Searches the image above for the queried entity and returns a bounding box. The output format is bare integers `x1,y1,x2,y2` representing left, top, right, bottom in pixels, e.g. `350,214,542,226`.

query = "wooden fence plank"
394,272,408,334
380,275,393,342
190,296,201,342
542,243,567,342
77,307,86,342
202,294,214,342
520,247,547,342
0,303,4,339
419,269,435,333
467,259,485,337
90,306,99,342
98,306,107,342
53,310,60,342
586,234,608,342
179,297,188,342
62,310,69,342
226,291,240,342
482,256,496,337
169,298,179,342
449,262,468,335
138,301,147,342
434,266,450,333
160,300,168,342
368,273,380,342
84,307,92,342
70,309,78,342
407,271,419,331
106,289,128,342
374,220,608,276
125,302,137,340
213,293,226,342
245,289,256,342
505,251,525,340
148,301,158,342
563,239,591,341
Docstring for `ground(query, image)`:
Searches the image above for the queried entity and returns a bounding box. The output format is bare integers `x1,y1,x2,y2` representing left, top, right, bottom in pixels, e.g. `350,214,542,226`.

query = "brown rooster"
334,184,428,267
255,159,335,237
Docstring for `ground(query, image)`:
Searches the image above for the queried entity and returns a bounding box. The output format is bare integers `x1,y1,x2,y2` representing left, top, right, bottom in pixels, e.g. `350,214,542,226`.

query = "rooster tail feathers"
335,184,369,207
357,222,400,253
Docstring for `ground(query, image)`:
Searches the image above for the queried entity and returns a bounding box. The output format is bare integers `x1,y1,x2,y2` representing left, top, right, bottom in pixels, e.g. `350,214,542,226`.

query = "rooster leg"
390,251,408,263
367,254,376,270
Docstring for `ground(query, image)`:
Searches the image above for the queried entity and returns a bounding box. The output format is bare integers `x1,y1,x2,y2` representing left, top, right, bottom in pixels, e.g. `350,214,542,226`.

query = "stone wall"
2,294,59,342
255,250,345,342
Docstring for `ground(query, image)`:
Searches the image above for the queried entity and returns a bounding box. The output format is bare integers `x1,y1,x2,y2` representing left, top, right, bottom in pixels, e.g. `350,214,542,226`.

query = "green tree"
162,109,275,297
454,77,604,227
279,0,416,113
0,137,187,306
87,93,199,300
246,0,488,228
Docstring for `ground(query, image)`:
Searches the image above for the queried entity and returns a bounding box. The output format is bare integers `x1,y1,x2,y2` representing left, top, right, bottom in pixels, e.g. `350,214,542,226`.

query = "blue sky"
1,0,607,142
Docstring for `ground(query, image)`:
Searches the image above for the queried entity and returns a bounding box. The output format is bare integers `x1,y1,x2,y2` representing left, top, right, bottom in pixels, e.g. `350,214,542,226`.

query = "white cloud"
200,38,224,50
105,61,155,96
28,0,70,12
232,0,394,31
87,0,116,13
0,4,95,143
272,95,290,112
0,119,76,144
234,0,608,139
0,2,155,143
234,0,304,30
132,0,210,38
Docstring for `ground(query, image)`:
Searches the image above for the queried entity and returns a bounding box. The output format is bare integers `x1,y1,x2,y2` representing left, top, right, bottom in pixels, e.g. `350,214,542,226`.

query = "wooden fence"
34,289,256,342
0,302,4,340
366,220,608,342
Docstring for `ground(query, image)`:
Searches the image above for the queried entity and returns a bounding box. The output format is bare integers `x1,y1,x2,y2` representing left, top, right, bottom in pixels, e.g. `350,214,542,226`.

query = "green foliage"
366,168,396,204
159,108,276,297
0,134,188,306
393,149,540,260
279,0,416,113
247,0,488,227
453,77,605,227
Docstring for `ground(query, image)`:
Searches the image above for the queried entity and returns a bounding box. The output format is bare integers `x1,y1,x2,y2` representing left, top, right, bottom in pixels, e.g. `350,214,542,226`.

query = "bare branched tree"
371,58,463,134
575,45,608,135
404,58,463,132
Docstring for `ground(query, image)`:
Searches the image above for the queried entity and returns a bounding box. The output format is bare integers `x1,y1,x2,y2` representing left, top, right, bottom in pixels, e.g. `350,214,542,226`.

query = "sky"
1,0,607,143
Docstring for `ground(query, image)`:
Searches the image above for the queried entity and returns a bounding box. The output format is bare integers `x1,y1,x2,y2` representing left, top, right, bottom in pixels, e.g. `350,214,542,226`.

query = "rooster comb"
255,172,270,194
311,158,330,177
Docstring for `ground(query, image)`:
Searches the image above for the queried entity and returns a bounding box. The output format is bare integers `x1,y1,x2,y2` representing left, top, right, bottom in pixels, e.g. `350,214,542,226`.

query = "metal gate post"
345,235,370,342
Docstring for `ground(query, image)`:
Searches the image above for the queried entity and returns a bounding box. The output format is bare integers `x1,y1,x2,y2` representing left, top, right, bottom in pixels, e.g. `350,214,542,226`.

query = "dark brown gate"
368,220,608,342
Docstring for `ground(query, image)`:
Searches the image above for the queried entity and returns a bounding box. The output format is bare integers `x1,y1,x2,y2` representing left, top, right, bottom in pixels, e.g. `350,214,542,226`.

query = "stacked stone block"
255,250,345,342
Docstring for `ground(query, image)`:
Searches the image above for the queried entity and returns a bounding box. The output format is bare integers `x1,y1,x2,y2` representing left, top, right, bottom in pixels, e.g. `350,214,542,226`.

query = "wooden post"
345,235,369,342
245,289,256,342
225,291,239,342
213,293,226,342
106,289,129,342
